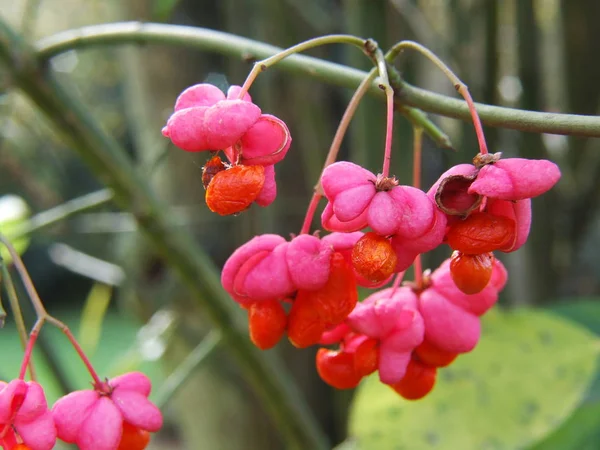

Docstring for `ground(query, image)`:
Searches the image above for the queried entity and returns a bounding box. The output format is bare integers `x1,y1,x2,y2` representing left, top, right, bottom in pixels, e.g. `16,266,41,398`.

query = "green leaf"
528,400,600,450
349,309,600,450
0,195,31,264
549,298,600,335
529,299,600,450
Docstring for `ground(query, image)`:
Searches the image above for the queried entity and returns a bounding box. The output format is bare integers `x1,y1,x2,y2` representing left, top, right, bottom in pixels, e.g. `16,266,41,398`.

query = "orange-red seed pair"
203,156,265,216
446,212,514,294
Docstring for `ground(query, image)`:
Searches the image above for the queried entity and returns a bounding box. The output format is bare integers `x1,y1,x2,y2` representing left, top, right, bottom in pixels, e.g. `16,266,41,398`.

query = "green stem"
0,236,81,391
32,21,600,138
0,234,45,319
1,260,73,392
155,330,222,408
12,189,114,240
0,291,4,328
400,106,453,150
0,18,328,450
0,263,31,366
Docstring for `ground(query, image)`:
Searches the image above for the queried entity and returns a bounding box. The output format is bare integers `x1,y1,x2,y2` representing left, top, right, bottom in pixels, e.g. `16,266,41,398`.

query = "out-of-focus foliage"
78,282,113,354
151,0,181,21
0,194,31,263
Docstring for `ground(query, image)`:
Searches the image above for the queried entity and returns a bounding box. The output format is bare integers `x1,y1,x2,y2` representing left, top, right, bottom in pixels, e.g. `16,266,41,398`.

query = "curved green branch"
0,18,328,450
35,22,451,148
34,21,600,138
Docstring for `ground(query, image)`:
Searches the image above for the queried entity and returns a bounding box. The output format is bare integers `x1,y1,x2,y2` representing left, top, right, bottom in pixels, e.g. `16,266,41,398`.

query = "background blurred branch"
11,189,114,239
155,329,222,408
34,21,600,138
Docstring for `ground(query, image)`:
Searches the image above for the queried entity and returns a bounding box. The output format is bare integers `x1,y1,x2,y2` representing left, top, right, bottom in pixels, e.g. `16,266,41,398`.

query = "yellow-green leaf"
78,282,112,355
349,309,600,449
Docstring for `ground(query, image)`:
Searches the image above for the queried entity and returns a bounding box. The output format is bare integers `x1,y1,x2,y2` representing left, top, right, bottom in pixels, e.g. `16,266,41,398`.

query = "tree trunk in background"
560,0,600,297
482,0,499,145
513,0,556,305
561,0,600,118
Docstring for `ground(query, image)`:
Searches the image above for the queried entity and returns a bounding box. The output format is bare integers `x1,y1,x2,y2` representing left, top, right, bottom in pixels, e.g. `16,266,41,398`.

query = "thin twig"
0,262,35,379
155,330,222,408
11,189,114,240
1,233,111,386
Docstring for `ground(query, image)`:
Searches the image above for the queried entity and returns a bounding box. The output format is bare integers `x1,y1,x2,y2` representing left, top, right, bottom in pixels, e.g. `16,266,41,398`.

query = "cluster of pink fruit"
161,84,291,215
162,75,561,399
1,35,563,450
0,370,161,450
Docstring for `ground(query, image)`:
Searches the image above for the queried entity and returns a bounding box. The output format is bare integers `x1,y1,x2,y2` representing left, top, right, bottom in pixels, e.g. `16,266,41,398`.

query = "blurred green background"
1,0,600,449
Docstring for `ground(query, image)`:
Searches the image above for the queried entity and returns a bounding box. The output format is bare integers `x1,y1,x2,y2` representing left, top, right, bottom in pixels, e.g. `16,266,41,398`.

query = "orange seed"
449,251,494,294
351,232,397,283
205,164,265,215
